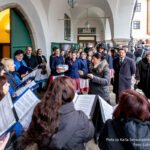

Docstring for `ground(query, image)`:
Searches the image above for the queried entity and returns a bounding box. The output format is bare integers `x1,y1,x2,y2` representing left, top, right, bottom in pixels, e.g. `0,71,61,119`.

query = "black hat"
97,43,106,50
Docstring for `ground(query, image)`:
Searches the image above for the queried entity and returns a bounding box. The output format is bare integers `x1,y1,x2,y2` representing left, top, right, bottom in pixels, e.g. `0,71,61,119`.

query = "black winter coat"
113,56,136,95
136,57,150,98
49,102,94,150
88,59,110,102
36,55,47,65
23,54,38,69
99,118,150,150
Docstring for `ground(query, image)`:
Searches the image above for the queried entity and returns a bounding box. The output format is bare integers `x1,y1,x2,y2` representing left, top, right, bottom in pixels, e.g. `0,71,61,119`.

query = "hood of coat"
117,118,150,140
125,118,150,139
89,59,108,73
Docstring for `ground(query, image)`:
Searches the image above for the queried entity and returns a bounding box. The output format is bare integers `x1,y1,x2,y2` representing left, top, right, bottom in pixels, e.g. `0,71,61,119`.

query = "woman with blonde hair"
1,58,21,91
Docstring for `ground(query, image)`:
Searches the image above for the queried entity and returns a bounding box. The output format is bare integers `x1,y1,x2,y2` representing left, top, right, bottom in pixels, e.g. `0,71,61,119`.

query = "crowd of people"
0,42,150,150
49,43,150,103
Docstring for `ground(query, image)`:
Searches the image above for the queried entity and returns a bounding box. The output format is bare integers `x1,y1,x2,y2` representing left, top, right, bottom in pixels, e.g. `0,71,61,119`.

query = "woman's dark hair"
14,50,24,56
0,63,4,74
113,89,150,121
53,47,59,52
92,53,105,60
22,76,75,149
0,76,7,100
37,49,42,55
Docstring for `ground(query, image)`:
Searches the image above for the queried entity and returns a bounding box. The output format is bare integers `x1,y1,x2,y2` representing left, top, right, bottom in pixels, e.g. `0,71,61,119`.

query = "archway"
0,0,49,59
0,7,35,58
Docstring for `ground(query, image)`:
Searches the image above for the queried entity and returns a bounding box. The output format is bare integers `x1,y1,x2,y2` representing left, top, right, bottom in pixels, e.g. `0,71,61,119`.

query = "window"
64,14,71,41
133,21,140,29
136,3,141,12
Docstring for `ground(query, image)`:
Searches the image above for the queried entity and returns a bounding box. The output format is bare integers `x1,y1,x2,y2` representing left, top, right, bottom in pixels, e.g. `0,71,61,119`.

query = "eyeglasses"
17,55,23,58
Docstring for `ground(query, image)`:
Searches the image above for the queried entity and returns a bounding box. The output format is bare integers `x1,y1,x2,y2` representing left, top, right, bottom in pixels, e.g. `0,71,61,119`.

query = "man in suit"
23,46,38,69
113,48,136,103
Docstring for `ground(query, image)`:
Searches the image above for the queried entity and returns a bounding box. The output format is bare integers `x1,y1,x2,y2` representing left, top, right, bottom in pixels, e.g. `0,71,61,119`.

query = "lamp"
85,8,90,29
5,24,10,33
68,0,78,8
85,21,90,29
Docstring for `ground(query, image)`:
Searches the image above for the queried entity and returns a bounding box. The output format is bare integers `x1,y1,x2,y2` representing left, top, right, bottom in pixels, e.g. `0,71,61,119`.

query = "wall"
74,19,104,42
132,0,150,41
48,0,73,43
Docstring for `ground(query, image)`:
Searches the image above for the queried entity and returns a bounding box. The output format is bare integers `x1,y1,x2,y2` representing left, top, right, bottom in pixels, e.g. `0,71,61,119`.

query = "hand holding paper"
87,74,94,79
79,70,84,75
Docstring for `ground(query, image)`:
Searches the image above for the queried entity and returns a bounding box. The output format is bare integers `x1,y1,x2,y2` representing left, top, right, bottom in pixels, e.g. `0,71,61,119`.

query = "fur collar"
89,59,108,73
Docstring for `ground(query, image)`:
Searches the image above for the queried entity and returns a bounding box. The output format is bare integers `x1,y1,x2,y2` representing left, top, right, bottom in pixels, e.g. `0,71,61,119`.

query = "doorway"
0,8,32,58
78,35,96,48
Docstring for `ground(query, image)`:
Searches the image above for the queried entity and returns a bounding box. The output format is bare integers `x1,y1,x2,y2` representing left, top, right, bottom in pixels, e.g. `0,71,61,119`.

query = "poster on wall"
61,44,71,53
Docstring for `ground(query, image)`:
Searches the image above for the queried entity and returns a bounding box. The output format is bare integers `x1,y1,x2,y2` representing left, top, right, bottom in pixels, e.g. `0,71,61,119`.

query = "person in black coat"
20,76,94,150
113,48,136,103
79,53,110,103
99,89,150,150
88,53,110,103
136,51,150,99
36,49,47,66
23,46,38,69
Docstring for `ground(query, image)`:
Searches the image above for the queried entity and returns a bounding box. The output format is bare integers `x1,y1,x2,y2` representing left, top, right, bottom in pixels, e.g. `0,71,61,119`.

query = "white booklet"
0,89,40,136
73,94,97,119
0,93,16,136
98,96,113,123
22,69,38,81
16,81,37,96
14,88,40,130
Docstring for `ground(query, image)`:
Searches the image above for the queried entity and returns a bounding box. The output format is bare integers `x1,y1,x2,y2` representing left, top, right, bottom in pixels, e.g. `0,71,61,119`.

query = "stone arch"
70,0,114,42
0,3,37,51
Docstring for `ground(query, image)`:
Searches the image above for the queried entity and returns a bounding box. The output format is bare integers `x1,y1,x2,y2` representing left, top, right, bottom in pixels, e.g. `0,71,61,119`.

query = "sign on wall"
78,28,96,34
